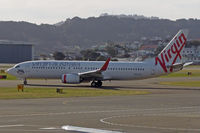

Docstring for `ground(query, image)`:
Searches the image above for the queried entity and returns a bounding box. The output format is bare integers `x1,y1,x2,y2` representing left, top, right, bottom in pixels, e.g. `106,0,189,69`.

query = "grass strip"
0,87,150,99
161,69,200,78
0,72,17,80
160,81,200,87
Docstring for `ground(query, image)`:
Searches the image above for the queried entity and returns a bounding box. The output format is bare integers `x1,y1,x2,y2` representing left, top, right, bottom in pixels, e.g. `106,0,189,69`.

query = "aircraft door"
23,64,31,77
151,67,155,75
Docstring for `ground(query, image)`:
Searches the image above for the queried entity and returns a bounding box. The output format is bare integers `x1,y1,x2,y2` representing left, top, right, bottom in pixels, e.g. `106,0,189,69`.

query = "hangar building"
0,40,34,63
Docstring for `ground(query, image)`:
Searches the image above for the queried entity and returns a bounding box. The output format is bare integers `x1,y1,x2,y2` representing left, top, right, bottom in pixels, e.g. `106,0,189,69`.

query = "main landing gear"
91,80,102,87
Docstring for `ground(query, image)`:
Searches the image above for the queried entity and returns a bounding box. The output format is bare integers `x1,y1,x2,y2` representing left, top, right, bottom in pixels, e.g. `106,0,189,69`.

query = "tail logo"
155,33,187,73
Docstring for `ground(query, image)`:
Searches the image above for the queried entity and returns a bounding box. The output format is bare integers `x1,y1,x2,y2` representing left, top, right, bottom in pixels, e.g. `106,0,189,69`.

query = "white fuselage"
7,60,166,81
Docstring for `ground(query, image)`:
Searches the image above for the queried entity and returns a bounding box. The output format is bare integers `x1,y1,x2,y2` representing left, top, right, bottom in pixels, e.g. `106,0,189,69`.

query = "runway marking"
62,125,122,133
0,106,200,118
40,127,60,130
100,113,200,131
0,124,24,128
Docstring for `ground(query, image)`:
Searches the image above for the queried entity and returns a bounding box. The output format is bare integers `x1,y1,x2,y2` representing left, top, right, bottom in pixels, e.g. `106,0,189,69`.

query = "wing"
78,58,110,81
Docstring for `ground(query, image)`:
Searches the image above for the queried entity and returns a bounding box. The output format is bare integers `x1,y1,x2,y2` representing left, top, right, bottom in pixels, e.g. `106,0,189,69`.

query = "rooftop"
0,40,34,45
140,45,158,50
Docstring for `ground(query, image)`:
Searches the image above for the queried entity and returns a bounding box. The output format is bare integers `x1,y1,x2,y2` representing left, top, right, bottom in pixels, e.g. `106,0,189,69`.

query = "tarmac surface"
0,78,200,133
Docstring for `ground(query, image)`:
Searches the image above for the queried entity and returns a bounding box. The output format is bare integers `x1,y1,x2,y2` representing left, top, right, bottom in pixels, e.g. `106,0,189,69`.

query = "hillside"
0,15,200,54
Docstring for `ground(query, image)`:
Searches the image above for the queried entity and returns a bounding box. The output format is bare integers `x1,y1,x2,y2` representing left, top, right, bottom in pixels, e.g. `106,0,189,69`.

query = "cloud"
0,0,199,24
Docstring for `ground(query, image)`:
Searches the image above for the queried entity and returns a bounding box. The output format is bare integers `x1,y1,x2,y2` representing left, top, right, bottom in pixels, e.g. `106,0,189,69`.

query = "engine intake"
62,74,80,84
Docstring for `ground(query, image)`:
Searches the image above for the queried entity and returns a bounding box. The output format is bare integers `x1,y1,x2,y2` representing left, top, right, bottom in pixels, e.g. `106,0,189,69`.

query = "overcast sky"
0,0,199,24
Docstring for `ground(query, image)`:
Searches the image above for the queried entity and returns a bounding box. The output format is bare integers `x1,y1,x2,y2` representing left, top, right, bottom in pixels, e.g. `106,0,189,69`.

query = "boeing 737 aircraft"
6,29,192,87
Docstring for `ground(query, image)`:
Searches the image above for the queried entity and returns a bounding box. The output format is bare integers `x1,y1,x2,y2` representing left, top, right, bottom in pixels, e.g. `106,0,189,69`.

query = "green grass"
0,87,150,99
5,73,17,80
160,65,200,78
0,72,17,80
185,65,200,68
160,81,200,87
161,69,200,78
0,64,16,80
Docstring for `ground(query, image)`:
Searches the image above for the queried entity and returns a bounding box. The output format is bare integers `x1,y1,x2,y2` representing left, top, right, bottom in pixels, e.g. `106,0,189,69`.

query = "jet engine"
62,74,80,84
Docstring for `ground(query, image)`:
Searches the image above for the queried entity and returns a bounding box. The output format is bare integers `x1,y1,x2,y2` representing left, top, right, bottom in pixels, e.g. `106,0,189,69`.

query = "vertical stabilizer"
155,29,188,73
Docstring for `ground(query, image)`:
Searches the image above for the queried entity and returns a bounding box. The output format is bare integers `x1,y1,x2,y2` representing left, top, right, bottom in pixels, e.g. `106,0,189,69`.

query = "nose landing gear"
91,80,102,87
23,78,27,85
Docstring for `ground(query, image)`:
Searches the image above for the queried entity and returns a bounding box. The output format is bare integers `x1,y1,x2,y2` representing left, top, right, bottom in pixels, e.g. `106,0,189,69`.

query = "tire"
91,81,96,87
97,81,102,87
91,81,103,87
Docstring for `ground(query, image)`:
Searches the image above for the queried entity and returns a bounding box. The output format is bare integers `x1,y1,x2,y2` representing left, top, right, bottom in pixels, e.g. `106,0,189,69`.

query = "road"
0,78,200,133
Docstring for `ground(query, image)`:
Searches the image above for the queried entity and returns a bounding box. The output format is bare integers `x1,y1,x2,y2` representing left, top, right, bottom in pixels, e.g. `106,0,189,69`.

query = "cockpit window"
15,65,20,68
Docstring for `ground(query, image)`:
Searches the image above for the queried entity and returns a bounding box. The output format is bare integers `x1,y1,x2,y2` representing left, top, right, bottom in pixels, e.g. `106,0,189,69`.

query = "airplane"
6,29,192,87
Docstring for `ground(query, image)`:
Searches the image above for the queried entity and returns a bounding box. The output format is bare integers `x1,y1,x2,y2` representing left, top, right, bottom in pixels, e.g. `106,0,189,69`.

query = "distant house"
126,42,138,49
139,45,158,52
183,40,200,63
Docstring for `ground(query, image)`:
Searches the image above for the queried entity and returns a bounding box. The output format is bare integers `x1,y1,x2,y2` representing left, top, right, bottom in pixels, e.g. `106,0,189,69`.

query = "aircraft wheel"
97,80,102,87
91,81,102,87
91,81,96,87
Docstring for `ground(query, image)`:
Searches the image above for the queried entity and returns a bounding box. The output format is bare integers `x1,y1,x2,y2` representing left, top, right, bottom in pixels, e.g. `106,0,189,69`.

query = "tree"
123,53,130,58
105,46,118,57
111,58,118,61
154,45,165,56
96,55,107,61
40,54,47,60
80,49,100,61
53,51,65,60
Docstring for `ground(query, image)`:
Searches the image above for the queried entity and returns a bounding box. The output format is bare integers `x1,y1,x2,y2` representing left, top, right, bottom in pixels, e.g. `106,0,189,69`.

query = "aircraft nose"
6,68,13,75
6,68,10,73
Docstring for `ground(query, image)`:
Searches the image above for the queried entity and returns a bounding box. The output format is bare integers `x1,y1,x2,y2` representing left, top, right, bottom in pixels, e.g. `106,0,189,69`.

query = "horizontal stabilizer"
183,62,193,67
167,62,193,71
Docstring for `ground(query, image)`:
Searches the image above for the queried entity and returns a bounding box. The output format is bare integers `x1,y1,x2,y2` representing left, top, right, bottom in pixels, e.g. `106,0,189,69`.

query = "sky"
0,0,199,24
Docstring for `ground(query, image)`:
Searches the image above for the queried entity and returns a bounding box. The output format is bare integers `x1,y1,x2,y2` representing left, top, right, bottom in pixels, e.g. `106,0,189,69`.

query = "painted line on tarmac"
40,125,122,133
40,127,59,130
0,106,199,118
62,125,122,133
0,124,24,128
100,113,200,132
0,124,63,132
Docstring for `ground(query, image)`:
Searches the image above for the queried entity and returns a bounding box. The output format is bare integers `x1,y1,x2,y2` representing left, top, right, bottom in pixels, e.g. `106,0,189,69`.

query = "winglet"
100,58,111,71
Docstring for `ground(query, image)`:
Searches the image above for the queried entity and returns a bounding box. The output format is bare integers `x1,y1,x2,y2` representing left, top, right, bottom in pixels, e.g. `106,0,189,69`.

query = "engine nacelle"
62,74,80,84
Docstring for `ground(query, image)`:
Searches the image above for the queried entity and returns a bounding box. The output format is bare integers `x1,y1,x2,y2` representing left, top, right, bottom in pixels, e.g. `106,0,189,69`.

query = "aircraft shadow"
25,84,120,90
126,86,200,91
25,84,200,91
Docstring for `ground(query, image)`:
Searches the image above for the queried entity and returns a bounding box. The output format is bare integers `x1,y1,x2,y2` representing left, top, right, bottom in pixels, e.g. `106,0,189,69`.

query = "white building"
183,44,200,63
